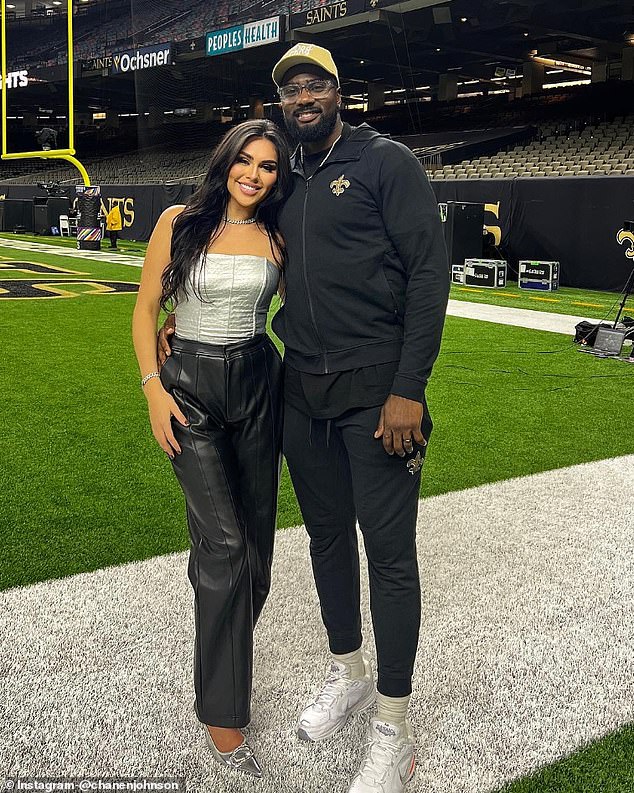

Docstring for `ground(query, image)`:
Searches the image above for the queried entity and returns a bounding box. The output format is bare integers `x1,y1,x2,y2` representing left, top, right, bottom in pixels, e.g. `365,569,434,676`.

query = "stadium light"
544,79,591,88
532,55,590,75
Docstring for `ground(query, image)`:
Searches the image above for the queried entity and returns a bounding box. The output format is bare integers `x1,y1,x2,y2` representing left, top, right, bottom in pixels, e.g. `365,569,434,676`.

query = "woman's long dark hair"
160,119,291,311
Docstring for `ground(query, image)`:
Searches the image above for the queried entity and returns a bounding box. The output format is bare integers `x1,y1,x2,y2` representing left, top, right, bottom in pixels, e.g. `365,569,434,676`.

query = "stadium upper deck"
8,0,328,69
2,0,633,173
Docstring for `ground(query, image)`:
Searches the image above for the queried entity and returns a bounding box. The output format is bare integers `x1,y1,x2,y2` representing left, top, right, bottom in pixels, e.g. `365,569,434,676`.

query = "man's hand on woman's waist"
157,313,175,367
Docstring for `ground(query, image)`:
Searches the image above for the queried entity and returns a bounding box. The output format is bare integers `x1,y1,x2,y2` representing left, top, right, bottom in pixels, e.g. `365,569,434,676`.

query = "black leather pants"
160,333,283,727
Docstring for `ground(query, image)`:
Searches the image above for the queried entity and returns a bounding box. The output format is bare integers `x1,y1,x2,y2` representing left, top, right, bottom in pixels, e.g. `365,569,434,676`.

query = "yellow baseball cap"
272,43,339,88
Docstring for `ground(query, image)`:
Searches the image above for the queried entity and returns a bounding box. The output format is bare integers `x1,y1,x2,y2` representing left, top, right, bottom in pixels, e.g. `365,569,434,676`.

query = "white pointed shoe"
347,718,415,793
296,655,376,742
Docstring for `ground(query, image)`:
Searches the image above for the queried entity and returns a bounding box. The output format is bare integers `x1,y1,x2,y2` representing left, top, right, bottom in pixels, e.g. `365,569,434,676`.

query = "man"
106,203,122,249
271,44,448,793
160,44,449,793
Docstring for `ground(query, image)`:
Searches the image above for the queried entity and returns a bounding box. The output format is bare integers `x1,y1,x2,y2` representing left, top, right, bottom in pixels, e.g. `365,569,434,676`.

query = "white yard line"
0,236,144,267
446,298,590,335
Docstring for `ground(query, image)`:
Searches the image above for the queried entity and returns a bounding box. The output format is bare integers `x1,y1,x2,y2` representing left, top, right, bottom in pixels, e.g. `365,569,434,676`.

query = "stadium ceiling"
10,0,634,115
290,0,634,91
4,0,89,12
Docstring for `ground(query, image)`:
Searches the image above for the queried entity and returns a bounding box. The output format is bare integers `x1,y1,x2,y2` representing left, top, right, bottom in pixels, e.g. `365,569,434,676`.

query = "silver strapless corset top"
174,253,279,345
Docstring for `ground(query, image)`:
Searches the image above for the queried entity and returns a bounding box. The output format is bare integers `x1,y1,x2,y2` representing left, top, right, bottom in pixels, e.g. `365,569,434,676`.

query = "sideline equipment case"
463,259,507,288
519,260,560,291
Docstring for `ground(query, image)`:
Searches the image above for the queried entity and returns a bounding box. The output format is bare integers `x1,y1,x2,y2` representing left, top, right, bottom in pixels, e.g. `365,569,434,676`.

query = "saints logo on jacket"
330,175,350,196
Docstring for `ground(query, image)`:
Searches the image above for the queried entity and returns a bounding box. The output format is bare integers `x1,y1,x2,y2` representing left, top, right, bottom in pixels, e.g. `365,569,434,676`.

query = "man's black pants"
284,402,431,697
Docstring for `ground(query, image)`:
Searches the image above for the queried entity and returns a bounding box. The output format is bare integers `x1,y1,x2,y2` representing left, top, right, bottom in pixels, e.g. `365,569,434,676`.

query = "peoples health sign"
206,16,282,57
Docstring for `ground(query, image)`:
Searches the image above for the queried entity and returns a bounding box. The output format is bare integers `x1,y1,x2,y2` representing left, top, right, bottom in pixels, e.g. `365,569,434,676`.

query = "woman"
132,120,290,778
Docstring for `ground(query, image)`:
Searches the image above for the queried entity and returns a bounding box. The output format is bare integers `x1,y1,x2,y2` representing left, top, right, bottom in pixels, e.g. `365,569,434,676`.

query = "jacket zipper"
297,129,346,375
302,177,329,373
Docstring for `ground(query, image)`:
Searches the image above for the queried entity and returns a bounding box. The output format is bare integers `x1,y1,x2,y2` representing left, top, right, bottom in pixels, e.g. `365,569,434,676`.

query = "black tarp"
431,176,634,291
0,183,196,242
2,177,633,292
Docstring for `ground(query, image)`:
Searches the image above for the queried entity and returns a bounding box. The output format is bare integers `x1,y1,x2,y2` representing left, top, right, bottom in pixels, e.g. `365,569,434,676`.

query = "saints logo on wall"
0,261,139,299
616,226,634,260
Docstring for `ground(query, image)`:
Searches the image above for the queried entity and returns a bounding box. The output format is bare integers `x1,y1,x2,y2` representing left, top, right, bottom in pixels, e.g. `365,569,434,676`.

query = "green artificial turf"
2,233,631,321
1,241,632,791
1,243,633,591
498,725,634,793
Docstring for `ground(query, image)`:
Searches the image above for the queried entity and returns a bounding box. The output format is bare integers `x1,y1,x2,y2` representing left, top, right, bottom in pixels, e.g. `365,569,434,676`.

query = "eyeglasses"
278,79,336,103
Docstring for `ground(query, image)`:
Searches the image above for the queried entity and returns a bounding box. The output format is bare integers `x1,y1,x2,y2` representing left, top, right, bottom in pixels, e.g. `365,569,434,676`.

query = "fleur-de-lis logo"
407,452,423,475
616,228,634,259
330,174,350,196
370,0,379,7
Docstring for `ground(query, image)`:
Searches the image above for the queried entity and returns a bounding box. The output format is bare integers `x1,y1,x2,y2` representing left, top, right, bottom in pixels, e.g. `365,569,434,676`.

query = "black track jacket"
272,123,450,403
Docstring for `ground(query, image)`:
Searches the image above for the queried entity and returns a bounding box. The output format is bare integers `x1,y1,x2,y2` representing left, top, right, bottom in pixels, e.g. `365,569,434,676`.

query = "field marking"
0,237,143,267
446,299,589,334
572,301,605,308
0,238,608,335
0,279,139,299
0,260,89,275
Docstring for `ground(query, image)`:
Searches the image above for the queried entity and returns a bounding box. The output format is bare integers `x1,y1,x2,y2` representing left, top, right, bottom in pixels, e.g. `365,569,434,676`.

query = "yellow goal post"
1,0,90,185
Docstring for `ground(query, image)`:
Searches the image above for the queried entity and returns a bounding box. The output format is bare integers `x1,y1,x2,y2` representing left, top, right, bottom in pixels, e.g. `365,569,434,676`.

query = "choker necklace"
225,216,257,225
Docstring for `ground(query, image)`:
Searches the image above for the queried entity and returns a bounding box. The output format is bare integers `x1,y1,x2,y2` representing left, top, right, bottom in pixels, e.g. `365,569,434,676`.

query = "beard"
283,103,339,144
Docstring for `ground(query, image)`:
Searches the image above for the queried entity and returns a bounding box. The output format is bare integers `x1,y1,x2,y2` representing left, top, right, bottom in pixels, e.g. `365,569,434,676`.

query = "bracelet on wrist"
141,371,160,388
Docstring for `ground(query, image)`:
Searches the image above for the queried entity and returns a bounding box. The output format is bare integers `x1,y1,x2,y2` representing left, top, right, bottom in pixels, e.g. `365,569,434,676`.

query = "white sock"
376,692,410,727
332,648,365,680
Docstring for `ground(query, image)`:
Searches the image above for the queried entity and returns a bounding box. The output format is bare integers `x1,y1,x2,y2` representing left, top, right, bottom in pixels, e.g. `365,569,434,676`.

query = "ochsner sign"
111,43,172,75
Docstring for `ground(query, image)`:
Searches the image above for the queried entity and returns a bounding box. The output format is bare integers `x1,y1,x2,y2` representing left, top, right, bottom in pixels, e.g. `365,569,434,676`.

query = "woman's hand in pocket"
144,379,189,459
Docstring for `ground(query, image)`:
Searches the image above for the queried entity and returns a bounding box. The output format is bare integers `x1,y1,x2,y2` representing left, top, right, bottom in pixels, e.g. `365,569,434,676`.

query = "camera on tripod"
37,181,64,196
575,220,634,359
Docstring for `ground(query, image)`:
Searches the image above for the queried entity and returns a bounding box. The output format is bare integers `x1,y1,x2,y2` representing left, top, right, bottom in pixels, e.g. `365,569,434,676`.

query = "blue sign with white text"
205,16,282,57
206,26,243,56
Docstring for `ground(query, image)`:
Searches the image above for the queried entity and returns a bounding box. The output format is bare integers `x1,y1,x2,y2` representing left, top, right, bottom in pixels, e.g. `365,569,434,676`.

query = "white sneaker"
347,718,416,793
296,656,376,741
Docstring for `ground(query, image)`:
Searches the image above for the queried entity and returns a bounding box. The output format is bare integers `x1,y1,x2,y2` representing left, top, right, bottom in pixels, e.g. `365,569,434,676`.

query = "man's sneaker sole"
296,688,376,742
